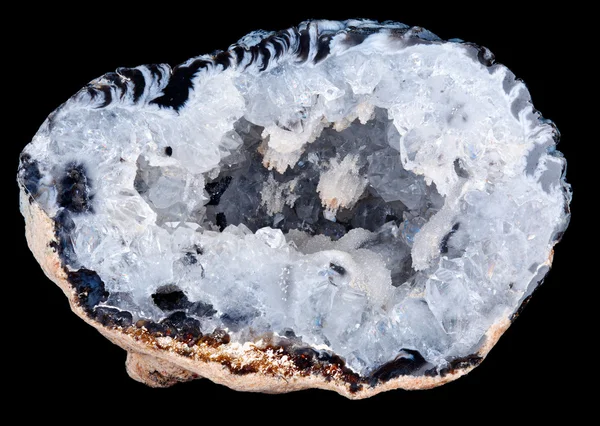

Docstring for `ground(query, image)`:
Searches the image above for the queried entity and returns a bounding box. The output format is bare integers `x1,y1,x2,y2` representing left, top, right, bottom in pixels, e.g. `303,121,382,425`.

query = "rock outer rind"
20,184,520,398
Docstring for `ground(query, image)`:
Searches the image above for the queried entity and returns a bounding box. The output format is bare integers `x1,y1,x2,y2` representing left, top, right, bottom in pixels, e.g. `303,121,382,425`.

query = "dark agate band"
64,20,494,113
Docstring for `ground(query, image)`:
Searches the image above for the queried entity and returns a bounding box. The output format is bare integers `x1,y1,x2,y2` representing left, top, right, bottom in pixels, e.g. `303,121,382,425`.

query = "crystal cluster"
18,19,570,383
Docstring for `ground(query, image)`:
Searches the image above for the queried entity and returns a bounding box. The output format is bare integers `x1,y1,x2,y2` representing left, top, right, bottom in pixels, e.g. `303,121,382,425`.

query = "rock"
16,19,571,398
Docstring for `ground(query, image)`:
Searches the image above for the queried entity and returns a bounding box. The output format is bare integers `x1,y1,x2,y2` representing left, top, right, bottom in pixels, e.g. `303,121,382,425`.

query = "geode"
17,19,571,398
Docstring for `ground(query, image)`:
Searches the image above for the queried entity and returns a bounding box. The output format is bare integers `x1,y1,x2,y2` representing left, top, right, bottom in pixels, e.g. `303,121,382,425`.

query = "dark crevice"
440,223,460,254
453,158,469,178
56,162,93,214
94,307,133,328
67,268,108,313
205,176,232,206
18,153,42,197
161,311,203,343
183,252,197,265
368,349,430,385
329,263,346,275
216,212,227,231
152,285,191,311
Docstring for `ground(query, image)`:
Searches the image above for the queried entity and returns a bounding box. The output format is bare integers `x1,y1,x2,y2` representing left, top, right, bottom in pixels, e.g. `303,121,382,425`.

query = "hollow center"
135,108,444,288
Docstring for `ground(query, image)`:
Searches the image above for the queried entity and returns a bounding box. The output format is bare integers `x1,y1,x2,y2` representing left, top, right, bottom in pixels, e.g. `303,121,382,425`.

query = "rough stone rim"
18,18,568,397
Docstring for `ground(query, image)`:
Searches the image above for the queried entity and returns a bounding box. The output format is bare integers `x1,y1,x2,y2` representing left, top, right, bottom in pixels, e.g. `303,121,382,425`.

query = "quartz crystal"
17,19,571,396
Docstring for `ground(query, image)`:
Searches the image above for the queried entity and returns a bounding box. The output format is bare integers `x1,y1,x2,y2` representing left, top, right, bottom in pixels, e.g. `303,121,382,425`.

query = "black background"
7,2,587,414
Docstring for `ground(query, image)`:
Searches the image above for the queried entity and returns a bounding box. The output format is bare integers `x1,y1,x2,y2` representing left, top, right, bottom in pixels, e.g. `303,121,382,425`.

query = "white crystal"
19,19,570,376
317,154,368,213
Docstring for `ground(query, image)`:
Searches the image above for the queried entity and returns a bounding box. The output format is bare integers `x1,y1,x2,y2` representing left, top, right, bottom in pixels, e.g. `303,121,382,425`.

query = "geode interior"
18,19,570,386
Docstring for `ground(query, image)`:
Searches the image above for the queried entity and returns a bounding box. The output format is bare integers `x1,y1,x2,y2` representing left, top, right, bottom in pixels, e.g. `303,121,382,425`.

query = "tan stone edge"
20,187,514,399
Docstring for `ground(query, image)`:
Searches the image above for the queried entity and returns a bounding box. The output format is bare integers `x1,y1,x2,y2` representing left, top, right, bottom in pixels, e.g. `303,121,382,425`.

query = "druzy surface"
18,19,570,383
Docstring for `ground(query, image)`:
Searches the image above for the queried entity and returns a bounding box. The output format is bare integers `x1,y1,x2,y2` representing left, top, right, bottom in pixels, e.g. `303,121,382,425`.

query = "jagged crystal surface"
19,20,570,375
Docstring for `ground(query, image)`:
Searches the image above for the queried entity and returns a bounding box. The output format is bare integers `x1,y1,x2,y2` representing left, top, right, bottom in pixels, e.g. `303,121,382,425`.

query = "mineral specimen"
17,19,571,398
